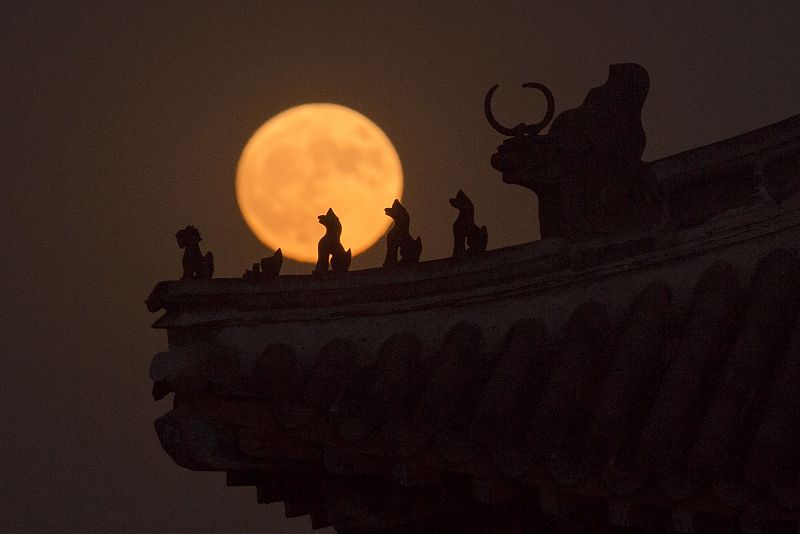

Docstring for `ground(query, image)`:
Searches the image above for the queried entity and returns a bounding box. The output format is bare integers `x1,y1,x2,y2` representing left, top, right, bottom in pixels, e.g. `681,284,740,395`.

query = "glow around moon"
236,104,403,263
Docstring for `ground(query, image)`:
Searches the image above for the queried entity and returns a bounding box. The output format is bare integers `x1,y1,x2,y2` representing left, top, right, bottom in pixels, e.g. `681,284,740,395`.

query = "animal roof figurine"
450,190,488,257
243,248,282,282
313,208,352,274
175,225,214,280
383,199,422,266
486,63,666,240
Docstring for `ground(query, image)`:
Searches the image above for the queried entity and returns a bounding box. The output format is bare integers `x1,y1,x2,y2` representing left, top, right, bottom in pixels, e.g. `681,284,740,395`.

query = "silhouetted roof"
149,113,800,532
153,248,800,533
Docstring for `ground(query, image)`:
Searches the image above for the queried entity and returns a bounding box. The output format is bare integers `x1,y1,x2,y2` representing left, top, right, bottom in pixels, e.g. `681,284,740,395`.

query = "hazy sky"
3,2,799,532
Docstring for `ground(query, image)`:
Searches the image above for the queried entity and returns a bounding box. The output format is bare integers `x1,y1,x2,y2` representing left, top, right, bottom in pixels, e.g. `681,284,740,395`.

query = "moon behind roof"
236,103,404,264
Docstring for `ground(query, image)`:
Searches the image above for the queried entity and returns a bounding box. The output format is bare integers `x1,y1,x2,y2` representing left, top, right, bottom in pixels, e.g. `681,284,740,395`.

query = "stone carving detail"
384,199,422,266
313,208,351,274
450,190,488,256
175,225,214,279
243,249,283,282
486,63,665,240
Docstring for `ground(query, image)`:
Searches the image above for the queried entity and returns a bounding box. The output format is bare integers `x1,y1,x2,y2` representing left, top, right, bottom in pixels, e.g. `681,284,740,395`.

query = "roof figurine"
450,189,488,256
313,208,352,274
383,199,422,266
175,225,214,280
243,248,282,282
486,63,666,240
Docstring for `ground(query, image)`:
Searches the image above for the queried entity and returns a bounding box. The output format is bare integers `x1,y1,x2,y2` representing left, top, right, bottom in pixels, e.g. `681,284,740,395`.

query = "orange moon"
236,104,403,263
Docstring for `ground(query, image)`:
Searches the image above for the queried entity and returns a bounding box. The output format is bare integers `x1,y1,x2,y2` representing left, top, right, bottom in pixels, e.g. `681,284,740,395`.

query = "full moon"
236,104,403,263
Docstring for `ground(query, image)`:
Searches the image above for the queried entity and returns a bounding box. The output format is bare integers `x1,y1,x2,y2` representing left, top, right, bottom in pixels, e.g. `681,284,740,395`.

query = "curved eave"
651,113,800,188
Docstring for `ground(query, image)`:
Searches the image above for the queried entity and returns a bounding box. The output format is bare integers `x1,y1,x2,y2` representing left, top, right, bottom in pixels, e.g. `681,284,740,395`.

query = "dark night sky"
2,2,799,532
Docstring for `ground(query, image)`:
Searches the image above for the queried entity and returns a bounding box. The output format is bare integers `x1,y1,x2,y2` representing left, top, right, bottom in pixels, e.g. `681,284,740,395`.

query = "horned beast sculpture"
485,63,665,241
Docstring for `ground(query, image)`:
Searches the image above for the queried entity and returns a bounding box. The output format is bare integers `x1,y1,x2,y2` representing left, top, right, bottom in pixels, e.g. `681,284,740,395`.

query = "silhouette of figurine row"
174,191,488,281
313,191,487,273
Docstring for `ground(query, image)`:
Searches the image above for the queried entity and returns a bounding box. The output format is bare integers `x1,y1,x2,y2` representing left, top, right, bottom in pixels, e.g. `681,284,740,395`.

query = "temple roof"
148,113,800,532
152,247,800,532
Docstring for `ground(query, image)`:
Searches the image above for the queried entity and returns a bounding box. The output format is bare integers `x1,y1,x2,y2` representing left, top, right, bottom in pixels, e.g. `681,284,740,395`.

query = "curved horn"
485,83,556,137
484,84,521,137
521,82,555,135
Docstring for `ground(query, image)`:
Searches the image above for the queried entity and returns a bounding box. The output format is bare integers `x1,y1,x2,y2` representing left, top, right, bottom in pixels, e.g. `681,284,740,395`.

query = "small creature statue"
243,248,283,282
383,199,422,266
313,208,352,274
175,225,214,279
450,190,488,256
